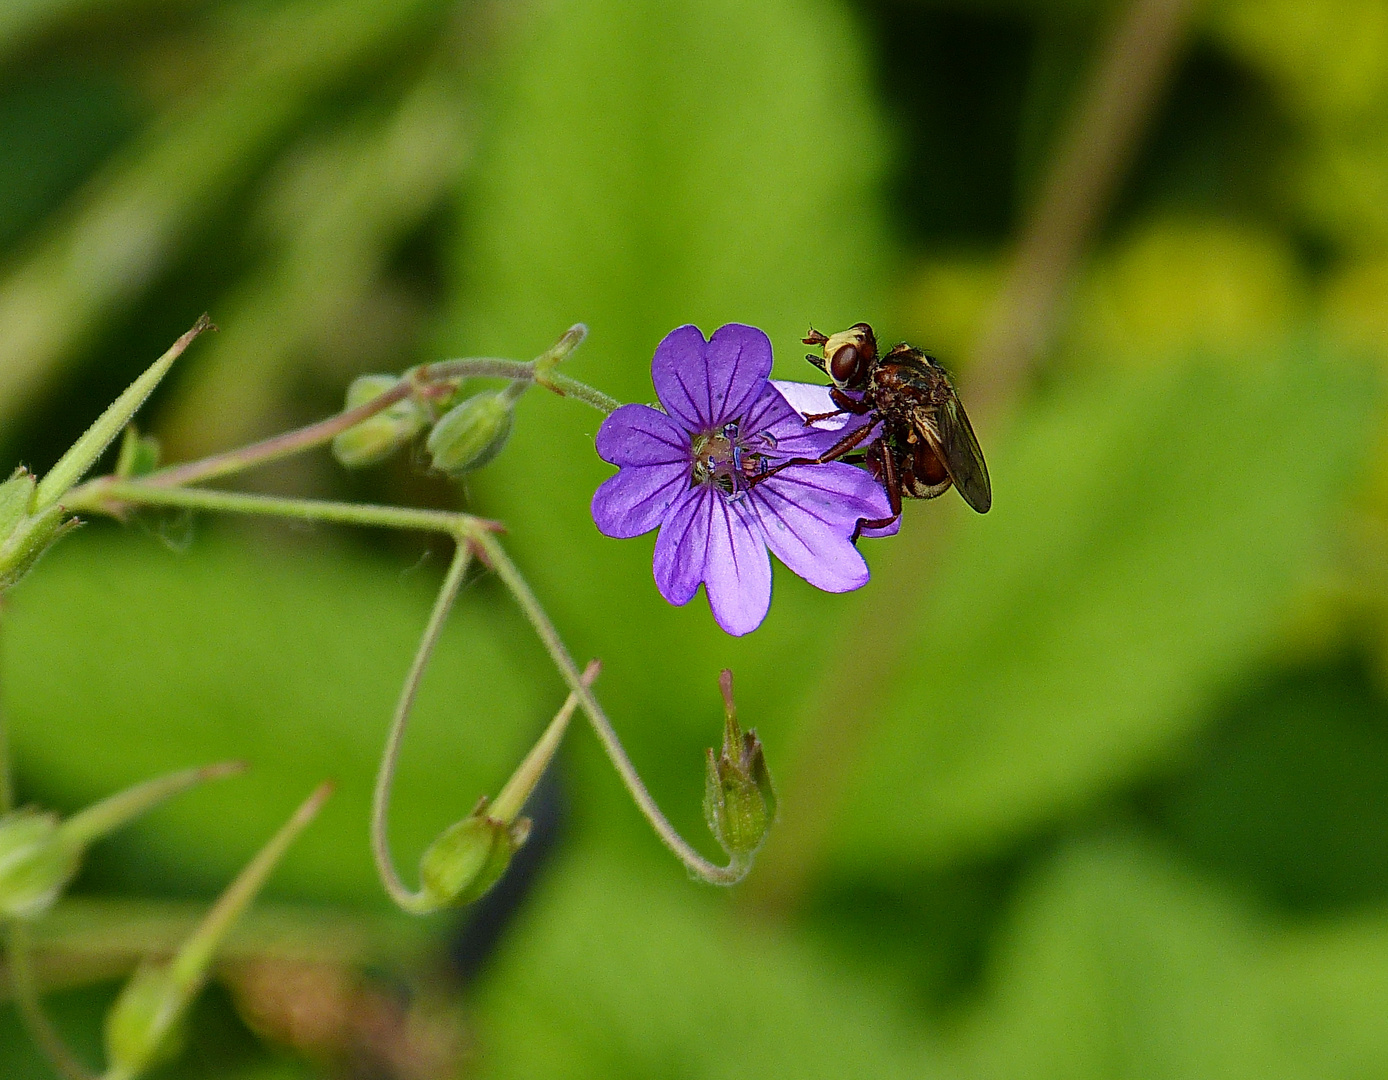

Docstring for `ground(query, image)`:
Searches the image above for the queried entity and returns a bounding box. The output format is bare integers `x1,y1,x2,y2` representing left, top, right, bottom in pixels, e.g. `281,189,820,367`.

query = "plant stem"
5,922,97,1080
65,481,502,538
490,660,601,825
130,332,616,491
473,532,750,886
370,541,474,915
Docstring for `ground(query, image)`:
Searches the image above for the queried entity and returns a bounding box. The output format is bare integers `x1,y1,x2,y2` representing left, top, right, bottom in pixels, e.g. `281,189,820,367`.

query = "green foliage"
471,842,934,1080
829,349,1378,872
2,535,550,906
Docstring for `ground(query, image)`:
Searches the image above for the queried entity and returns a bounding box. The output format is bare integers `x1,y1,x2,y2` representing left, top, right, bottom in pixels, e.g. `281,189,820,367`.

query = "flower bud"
418,797,530,911
331,375,427,468
703,670,776,859
0,470,77,595
105,781,331,1080
0,763,243,921
104,962,187,1079
0,809,80,920
426,392,515,475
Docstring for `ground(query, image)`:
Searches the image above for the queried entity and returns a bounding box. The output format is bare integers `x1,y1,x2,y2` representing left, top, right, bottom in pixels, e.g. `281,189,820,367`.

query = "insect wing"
927,393,991,513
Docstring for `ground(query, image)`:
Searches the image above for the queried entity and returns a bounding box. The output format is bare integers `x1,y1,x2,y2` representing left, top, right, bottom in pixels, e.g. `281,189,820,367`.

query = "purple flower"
591,323,891,636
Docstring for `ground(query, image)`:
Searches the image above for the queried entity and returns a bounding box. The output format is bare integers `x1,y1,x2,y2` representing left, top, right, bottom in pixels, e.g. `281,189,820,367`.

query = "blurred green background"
4,0,1388,1076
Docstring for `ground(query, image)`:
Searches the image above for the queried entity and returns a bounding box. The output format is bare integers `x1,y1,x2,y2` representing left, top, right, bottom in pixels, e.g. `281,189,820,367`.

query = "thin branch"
5,923,97,1080
64,481,503,538
370,542,475,915
473,532,750,886
970,0,1197,414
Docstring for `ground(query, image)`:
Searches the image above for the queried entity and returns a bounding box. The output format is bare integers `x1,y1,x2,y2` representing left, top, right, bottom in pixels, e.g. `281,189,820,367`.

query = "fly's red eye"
829,344,860,385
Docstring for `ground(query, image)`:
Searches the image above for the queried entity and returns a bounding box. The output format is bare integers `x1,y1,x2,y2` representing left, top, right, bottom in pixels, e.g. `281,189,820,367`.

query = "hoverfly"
779,323,991,537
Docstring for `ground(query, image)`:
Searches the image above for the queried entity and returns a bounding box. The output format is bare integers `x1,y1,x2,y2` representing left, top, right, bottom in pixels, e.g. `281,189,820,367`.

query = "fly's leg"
851,442,903,542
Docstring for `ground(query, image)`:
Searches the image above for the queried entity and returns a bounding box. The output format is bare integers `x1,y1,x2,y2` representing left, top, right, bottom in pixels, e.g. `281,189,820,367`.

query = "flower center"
691,422,759,495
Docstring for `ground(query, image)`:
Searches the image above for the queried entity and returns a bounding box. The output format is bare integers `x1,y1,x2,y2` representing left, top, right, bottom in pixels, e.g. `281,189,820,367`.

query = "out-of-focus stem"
6,923,97,1080
969,0,1198,414
746,0,1197,916
473,532,751,886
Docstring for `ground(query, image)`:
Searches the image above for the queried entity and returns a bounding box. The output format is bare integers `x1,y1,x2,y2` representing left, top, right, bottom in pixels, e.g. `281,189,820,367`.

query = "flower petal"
703,494,772,636
747,383,877,460
704,324,774,427
653,483,713,606
650,325,716,429
651,324,772,430
591,462,689,538
595,403,690,466
769,380,844,428
750,462,891,592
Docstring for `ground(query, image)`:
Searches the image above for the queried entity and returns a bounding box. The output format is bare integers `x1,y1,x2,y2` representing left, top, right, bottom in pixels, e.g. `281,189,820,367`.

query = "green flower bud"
0,763,243,921
0,470,76,595
703,670,776,859
426,392,515,475
331,375,427,469
0,809,80,920
105,781,331,1080
104,962,187,1079
418,797,530,911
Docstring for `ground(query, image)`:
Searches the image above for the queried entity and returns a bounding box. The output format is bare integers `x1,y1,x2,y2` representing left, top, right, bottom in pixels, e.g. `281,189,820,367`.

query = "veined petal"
747,383,877,460
591,462,688,538
652,324,772,430
703,494,772,636
653,484,713,606
751,462,890,593
595,403,690,466
651,325,716,429
704,324,774,427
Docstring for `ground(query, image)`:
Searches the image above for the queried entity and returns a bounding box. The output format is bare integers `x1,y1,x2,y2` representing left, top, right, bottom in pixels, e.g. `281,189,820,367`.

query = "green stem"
122,326,615,491
473,533,749,886
6,922,97,1080
490,660,600,825
166,782,332,994
65,481,501,538
60,762,245,849
370,542,474,915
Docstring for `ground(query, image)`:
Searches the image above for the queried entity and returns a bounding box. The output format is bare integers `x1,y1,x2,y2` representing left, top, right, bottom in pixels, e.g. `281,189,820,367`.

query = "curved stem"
5,922,98,1080
370,541,474,915
472,532,750,886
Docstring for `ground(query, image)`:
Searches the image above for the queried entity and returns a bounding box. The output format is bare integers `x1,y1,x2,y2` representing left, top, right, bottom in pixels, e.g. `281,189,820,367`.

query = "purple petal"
653,484,713,605
770,381,845,428
750,462,892,592
651,324,772,430
743,383,876,461
592,463,689,538
704,324,774,427
702,494,772,636
595,403,690,466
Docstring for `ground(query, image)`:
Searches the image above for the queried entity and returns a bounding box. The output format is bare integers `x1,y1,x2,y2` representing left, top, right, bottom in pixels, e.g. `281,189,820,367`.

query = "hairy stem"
5,923,97,1080
129,326,615,490
65,481,502,537
370,542,475,915
473,532,750,886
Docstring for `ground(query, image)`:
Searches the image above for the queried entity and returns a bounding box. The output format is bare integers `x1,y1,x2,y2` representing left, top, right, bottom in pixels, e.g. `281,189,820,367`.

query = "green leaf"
827,348,1379,873
440,0,892,835
0,0,447,428
2,534,552,906
947,834,1307,1080
472,841,935,1080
